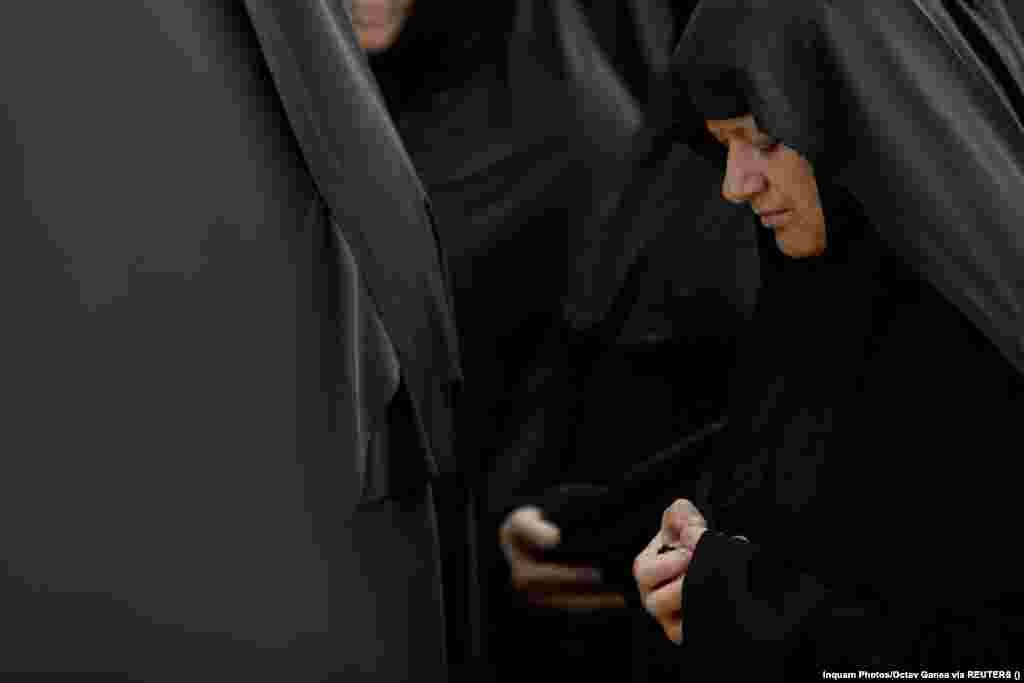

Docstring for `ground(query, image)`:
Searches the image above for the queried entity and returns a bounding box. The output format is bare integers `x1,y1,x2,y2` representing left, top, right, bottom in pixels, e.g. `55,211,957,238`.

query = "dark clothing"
577,0,688,110
373,1,641,456
1010,2,1024,35
671,4,1024,668
680,192,1024,675
0,2,456,679
484,106,754,683
371,2,645,679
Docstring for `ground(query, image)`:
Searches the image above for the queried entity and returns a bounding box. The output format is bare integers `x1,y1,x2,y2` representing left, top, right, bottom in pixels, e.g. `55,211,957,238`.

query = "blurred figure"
0,2,458,680
355,1,640,679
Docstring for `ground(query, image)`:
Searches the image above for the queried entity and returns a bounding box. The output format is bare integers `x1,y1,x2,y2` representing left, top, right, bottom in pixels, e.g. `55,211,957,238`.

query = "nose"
721,143,767,204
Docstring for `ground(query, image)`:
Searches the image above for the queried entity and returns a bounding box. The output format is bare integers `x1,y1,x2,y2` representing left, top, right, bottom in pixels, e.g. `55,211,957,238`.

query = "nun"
633,0,1024,676
351,0,651,678
0,2,459,680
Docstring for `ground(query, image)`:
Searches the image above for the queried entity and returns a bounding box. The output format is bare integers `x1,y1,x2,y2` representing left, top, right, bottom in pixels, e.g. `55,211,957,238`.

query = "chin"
777,233,826,259
357,25,402,52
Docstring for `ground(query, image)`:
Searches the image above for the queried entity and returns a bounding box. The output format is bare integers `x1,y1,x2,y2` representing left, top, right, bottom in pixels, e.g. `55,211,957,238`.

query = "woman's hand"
633,499,708,644
498,505,626,611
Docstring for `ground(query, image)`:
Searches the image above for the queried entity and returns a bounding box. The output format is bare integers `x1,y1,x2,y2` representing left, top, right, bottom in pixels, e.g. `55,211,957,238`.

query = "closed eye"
707,131,726,147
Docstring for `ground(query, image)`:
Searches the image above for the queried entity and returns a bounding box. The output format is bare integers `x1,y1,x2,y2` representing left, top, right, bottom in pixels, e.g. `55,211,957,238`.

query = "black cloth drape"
245,0,462,482
576,0,686,109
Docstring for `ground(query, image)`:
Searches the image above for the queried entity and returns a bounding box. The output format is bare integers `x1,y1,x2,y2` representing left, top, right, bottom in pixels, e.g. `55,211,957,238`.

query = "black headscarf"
368,1,515,111
577,0,687,108
676,0,1024,376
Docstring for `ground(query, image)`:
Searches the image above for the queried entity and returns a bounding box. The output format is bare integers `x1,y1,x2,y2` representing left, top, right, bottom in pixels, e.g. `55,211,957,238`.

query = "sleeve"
681,532,828,669
678,532,949,675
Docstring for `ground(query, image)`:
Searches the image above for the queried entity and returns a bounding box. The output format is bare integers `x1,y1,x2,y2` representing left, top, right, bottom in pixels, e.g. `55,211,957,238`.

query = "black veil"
677,0,1024,376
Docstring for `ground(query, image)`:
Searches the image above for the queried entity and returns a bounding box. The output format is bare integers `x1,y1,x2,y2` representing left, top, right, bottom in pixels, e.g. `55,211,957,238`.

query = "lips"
757,209,790,228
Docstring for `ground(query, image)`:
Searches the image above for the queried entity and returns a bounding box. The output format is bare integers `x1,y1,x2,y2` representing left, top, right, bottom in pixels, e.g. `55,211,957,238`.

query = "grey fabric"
0,1,452,678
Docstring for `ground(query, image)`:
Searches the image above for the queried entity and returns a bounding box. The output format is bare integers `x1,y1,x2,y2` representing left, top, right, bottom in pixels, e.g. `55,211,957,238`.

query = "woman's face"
349,0,416,53
706,114,826,258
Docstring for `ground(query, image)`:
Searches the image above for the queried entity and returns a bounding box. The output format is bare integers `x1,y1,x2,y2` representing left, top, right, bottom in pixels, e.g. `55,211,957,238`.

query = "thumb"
662,499,706,539
509,506,561,549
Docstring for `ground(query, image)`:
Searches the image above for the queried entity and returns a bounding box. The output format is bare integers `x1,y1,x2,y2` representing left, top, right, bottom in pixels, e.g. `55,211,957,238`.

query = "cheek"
791,157,822,210
778,209,827,258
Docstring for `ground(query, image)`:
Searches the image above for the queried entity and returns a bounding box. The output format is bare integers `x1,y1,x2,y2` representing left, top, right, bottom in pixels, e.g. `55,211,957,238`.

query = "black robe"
369,2,649,679
0,2,458,679
1007,2,1024,36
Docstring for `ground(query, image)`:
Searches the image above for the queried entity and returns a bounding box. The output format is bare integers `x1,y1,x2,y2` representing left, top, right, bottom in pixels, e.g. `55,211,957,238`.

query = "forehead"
706,114,759,138
351,0,412,9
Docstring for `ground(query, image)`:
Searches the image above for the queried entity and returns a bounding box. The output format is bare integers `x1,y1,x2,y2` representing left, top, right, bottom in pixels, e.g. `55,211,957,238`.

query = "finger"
500,530,552,581
527,591,628,612
641,564,686,645
661,498,701,529
662,499,706,539
643,574,684,623
634,547,692,594
500,506,560,552
633,528,669,580
511,561,604,592
639,527,669,560
675,524,708,548
664,619,683,646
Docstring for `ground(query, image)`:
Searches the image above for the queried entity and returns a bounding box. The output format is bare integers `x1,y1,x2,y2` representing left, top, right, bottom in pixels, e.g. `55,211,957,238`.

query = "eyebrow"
708,123,750,142
709,121,775,146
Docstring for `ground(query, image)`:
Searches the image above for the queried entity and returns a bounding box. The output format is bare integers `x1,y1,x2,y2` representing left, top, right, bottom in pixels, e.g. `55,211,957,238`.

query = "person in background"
0,2,460,680
634,0,1024,676
352,0,750,680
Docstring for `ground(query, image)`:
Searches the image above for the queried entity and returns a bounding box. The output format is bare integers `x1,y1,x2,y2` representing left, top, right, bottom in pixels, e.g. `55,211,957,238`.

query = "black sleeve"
678,532,958,676
681,531,829,674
